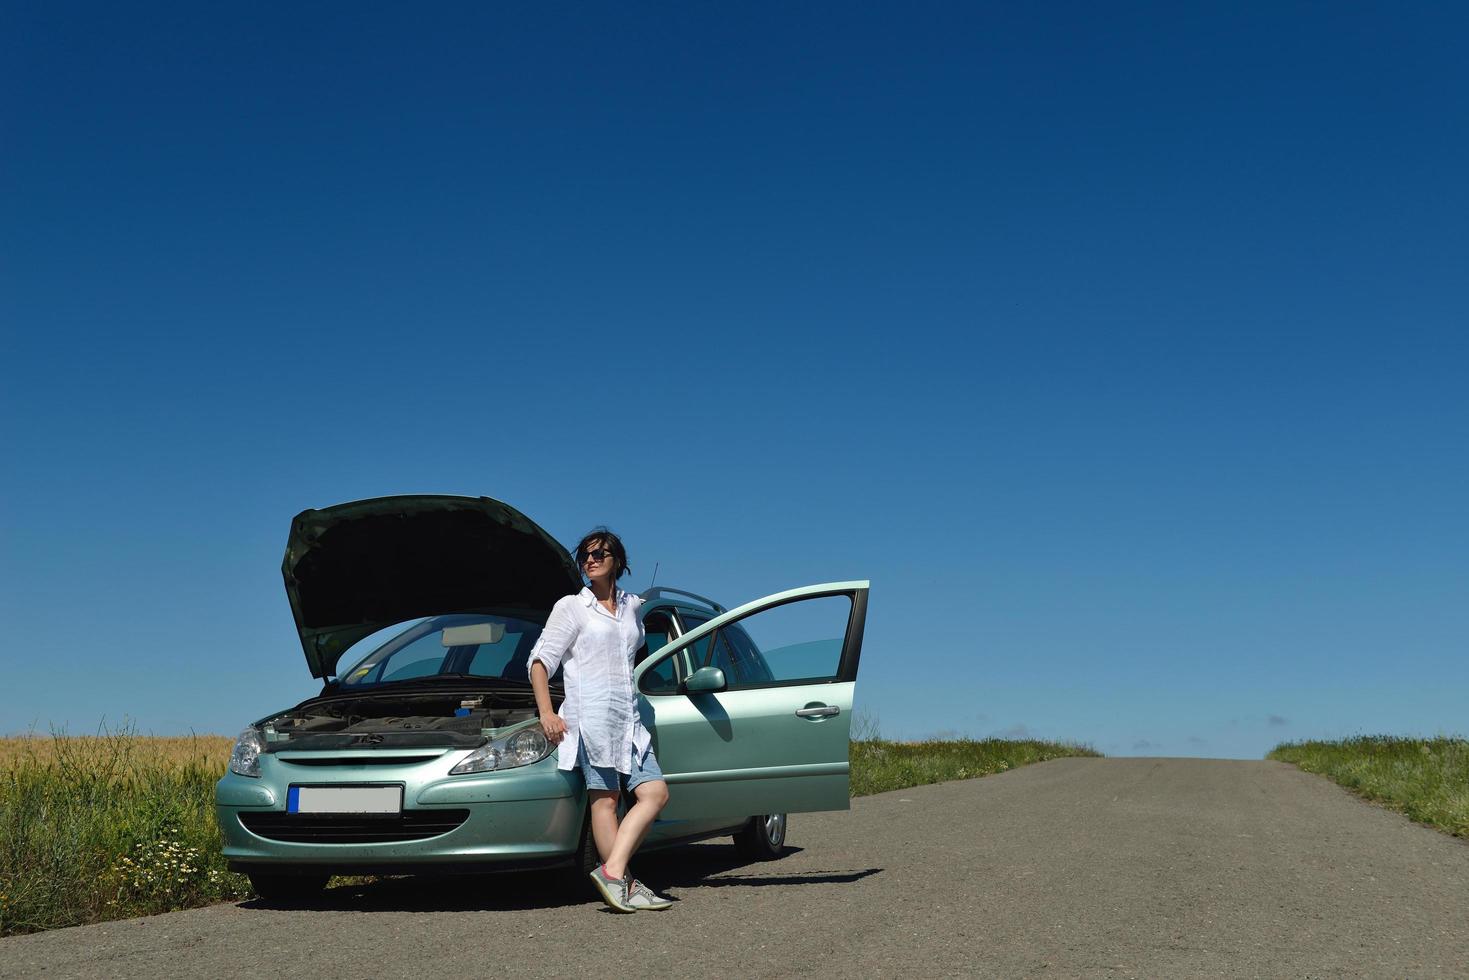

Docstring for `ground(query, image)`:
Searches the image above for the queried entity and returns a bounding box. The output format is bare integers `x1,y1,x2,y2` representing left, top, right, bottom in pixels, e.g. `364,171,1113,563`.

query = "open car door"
634,581,868,820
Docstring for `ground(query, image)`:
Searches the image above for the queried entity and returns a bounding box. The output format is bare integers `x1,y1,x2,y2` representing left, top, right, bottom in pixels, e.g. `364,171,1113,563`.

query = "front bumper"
216,749,585,873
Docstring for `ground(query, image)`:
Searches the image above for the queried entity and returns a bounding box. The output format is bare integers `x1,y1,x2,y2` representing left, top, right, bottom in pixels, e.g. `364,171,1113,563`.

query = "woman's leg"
603,779,669,881
588,789,622,864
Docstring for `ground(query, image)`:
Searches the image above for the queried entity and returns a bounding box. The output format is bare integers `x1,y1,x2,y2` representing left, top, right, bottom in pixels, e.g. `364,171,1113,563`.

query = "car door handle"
795,705,840,718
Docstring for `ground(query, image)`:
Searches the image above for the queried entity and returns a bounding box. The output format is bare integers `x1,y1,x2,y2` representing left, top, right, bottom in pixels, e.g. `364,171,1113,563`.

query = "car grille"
239,809,470,843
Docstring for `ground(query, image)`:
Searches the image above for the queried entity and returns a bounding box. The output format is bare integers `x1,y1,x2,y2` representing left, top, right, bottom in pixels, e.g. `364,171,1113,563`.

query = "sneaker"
589,865,634,912
623,876,672,911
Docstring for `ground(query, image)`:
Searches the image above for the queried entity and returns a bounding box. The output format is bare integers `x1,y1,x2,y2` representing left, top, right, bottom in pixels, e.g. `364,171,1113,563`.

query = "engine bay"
258,689,547,752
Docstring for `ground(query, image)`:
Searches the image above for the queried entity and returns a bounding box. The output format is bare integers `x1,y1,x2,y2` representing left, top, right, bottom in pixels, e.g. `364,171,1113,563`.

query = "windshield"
337,613,551,687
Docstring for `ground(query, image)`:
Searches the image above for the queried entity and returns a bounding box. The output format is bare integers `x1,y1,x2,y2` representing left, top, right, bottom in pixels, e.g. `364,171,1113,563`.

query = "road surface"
3,758,1466,978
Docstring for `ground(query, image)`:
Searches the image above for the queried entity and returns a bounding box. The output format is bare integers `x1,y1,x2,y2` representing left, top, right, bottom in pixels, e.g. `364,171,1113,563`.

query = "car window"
339,614,547,686
733,594,850,683
467,627,539,682
677,611,715,667
701,594,852,690
636,610,679,692
636,610,674,667
688,613,777,686
716,622,775,686
638,597,850,694
640,650,680,693
377,640,444,683
704,632,733,679
637,607,711,694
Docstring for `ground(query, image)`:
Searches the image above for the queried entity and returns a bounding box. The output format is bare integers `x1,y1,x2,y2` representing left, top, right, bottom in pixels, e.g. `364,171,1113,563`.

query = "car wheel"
247,871,330,905
732,813,787,861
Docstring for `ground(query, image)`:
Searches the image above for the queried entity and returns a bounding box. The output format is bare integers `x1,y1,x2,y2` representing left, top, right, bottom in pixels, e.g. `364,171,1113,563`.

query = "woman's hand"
540,712,567,744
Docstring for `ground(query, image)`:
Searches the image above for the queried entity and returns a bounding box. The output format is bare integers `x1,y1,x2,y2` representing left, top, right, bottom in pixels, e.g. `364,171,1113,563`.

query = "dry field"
0,733,233,772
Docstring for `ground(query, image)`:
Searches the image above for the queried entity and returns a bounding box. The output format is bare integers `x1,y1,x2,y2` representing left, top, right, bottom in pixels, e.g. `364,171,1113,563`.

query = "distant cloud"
994,723,1034,739
1186,736,1207,746
1132,739,1157,751
974,712,990,724
1267,714,1290,727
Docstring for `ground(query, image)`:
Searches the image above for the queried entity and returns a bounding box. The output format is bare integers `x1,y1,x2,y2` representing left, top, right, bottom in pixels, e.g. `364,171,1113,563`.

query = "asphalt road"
3,758,1467,979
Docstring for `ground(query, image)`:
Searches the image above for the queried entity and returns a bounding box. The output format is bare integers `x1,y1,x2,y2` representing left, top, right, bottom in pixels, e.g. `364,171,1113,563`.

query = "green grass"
1,725,1099,937
0,729,250,937
850,737,1100,797
1268,735,1469,838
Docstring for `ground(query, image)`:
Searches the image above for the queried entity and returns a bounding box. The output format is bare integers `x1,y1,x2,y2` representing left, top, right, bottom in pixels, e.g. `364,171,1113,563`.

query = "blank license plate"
287,785,402,814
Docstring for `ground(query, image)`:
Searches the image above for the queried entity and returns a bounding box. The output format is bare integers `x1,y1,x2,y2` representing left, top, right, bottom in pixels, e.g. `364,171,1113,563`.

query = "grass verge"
1268,735,1469,838
2,727,1099,936
0,729,250,937
851,737,1100,797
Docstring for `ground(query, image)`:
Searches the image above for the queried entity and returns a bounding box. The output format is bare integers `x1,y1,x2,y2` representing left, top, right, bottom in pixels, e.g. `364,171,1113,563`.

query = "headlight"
450,727,552,774
228,727,264,777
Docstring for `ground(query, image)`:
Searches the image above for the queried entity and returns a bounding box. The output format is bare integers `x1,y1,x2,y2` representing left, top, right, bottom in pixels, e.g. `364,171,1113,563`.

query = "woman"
527,527,673,912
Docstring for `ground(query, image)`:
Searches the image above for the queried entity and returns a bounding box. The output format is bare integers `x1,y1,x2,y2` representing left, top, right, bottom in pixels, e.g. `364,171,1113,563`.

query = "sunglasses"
582,548,614,564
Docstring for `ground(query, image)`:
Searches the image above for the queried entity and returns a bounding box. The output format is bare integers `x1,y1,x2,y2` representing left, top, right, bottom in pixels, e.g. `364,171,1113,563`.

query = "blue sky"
2,2,1464,759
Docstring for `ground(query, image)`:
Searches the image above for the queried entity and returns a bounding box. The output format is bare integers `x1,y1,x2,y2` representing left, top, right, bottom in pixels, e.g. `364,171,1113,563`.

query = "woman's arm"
530,661,567,743
526,596,578,743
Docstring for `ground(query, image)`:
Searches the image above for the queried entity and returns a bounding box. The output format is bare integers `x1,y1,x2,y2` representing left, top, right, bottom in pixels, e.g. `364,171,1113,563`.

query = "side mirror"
684,666,726,694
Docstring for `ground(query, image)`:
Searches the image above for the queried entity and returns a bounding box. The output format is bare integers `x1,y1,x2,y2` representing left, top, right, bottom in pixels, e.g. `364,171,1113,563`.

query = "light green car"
216,495,868,902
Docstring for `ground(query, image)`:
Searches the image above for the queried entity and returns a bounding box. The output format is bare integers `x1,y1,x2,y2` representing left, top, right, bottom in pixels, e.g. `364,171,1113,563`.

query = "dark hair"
575,527,630,580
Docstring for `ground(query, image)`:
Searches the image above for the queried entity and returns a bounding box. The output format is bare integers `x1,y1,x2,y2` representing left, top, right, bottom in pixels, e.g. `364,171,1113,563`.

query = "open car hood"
282,495,582,679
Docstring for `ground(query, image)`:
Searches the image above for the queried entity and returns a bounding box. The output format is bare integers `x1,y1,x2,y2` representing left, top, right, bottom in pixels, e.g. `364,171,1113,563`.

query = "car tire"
247,871,330,905
732,813,788,861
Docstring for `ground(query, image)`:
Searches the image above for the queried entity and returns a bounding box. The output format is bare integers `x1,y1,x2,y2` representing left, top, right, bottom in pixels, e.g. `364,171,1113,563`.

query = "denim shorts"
577,741,664,793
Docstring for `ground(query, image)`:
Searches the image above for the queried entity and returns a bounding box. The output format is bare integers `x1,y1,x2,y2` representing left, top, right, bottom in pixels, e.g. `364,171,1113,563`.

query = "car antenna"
647,561,659,592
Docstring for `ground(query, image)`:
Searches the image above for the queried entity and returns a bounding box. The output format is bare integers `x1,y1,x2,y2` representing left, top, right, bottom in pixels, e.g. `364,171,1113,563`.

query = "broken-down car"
215,495,868,901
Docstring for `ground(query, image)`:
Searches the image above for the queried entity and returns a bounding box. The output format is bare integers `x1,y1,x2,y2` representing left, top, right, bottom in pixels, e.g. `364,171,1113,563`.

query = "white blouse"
527,586,650,773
